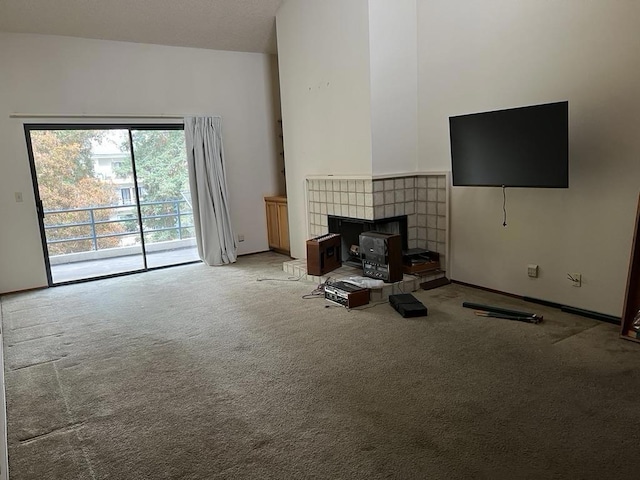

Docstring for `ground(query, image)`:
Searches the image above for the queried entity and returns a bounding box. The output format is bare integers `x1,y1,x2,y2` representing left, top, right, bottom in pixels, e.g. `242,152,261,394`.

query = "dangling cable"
502,185,507,227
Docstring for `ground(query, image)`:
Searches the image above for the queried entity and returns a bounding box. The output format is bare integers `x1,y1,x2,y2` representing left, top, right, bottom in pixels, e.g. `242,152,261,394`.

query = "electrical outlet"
568,273,582,287
14,192,23,203
237,234,245,242
527,264,539,278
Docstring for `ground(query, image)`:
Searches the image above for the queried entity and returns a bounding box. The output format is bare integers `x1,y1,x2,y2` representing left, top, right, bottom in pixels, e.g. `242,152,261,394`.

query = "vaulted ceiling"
0,0,284,54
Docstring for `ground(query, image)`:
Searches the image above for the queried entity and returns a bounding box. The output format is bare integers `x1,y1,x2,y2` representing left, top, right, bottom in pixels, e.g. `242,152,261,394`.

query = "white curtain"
184,117,237,265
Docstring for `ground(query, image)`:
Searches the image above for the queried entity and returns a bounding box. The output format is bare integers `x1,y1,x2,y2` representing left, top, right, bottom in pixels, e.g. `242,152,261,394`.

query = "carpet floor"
2,251,640,479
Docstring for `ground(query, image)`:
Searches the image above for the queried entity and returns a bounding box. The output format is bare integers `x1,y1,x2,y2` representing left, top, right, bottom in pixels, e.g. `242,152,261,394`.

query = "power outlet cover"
527,264,539,278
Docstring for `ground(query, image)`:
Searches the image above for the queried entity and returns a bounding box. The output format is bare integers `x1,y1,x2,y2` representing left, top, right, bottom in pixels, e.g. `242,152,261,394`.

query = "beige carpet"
2,251,640,479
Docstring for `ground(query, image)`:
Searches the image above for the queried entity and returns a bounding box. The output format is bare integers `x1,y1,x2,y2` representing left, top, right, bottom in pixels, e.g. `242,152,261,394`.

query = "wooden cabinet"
621,193,640,342
265,196,290,255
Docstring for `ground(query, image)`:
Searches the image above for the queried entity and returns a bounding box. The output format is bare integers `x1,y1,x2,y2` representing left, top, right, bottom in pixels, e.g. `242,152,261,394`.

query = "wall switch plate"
527,264,538,278
14,192,23,203
237,234,245,242
568,273,582,287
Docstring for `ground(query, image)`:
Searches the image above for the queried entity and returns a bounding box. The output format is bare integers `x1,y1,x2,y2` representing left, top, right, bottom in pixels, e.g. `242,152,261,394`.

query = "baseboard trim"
451,280,621,325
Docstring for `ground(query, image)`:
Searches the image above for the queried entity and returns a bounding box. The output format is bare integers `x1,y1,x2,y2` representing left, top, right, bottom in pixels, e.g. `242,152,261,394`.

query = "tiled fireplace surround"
305,174,449,271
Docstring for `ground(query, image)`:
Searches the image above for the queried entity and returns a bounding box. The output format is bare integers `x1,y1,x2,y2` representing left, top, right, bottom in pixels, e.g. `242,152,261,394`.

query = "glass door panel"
29,129,145,284
130,129,199,269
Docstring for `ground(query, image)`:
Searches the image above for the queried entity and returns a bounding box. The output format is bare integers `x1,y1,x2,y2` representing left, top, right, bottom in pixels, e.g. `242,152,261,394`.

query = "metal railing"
43,200,195,253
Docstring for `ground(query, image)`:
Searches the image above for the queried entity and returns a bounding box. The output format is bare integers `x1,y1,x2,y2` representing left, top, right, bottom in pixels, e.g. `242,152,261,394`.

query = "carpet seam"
53,361,97,480
551,323,602,345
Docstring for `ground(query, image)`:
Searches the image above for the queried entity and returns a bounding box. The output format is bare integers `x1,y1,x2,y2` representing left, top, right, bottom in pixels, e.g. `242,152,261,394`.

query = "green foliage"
119,130,194,243
31,130,125,255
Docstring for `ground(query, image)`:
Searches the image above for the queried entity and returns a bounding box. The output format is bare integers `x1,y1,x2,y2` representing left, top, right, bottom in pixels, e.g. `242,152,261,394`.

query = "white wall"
369,0,418,176
276,0,373,259
417,0,640,316
0,33,280,293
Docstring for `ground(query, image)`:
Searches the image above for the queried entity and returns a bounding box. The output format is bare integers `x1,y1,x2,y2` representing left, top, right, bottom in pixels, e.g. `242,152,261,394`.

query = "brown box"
306,233,342,276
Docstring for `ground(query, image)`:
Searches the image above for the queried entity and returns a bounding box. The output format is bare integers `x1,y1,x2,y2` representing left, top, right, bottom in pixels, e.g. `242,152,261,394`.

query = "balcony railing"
43,200,195,255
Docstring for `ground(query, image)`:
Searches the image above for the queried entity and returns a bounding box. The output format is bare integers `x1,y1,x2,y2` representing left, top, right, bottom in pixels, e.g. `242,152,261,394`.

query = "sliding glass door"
26,124,199,285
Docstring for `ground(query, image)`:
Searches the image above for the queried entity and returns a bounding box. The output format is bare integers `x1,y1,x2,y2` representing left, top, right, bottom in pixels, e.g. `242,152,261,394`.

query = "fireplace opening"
328,215,408,267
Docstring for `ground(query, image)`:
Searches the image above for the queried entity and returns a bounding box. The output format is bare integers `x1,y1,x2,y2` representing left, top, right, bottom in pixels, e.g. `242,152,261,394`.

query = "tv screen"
449,101,568,188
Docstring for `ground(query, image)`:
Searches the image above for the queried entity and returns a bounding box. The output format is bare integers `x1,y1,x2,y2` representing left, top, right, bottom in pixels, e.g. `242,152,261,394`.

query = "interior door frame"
24,123,196,286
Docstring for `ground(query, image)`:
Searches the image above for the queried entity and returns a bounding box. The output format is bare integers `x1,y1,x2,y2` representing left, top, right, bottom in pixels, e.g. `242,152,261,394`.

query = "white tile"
364,193,373,207
364,181,373,193
364,206,374,219
384,179,394,191
405,202,415,215
333,180,341,191
321,215,328,227
374,205,385,219
437,216,446,230
428,177,438,188
370,289,383,302
394,179,404,190
418,227,427,240
327,204,335,215
320,191,327,203
427,202,436,215
348,192,356,205
348,180,356,192
385,204,395,217
417,177,427,188
373,180,384,192
437,188,446,203
394,190,405,203
427,229,437,241
321,203,327,215
384,191,394,205
341,181,348,192
395,204,405,216
427,189,437,202
333,192,341,204
341,192,349,204
437,176,446,188
405,177,415,188
404,188,415,202
417,202,427,214
408,214,417,227
341,204,349,217
309,202,315,214
437,230,446,243
319,180,326,191
356,180,364,193
357,206,365,218
428,241,437,251
408,239,418,249
427,215,437,228
417,189,427,201
437,203,446,216
417,214,427,227
356,193,365,206
349,205,357,218
408,227,418,240
373,191,384,206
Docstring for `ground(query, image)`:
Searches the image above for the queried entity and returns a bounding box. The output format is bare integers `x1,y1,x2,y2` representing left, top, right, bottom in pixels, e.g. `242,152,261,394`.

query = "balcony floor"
51,246,200,284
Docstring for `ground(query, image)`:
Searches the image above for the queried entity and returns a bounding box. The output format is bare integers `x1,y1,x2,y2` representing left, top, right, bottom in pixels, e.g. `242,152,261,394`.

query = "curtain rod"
9,113,187,119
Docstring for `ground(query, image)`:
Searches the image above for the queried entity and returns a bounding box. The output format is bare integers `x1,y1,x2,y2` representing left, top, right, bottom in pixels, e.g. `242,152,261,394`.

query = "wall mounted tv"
449,101,568,188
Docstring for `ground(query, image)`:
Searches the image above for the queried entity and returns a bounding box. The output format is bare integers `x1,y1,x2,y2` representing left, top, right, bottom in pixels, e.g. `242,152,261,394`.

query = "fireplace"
328,215,408,266
306,175,448,272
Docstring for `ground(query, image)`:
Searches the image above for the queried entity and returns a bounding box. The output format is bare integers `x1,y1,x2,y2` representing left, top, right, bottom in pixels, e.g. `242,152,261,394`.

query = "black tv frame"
449,101,569,188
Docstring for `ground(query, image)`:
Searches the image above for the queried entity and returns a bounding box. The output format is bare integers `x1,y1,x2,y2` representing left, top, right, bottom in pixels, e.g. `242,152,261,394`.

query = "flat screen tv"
449,101,568,188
